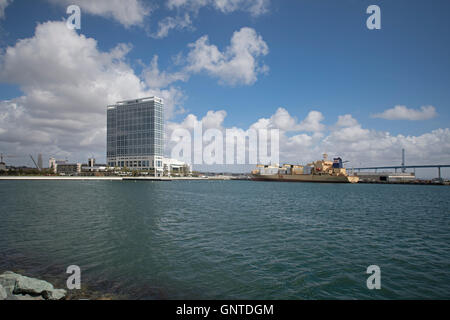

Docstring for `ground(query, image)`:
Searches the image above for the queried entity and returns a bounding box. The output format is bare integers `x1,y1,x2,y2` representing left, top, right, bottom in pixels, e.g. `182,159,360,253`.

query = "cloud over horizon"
167,108,450,171
372,105,438,121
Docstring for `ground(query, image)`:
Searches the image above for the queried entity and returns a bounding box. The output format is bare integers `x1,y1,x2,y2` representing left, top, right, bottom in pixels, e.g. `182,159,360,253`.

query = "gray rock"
0,284,7,300
14,275,54,295
0,278,16,293
0,271,21,279
0,273,18,296
0,271,66,300
43,288,67,300
0,276,19,300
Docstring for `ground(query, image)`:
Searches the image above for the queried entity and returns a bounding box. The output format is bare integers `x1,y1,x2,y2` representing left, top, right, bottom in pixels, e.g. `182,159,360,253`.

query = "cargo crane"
29,154,42,171
1,153,44,171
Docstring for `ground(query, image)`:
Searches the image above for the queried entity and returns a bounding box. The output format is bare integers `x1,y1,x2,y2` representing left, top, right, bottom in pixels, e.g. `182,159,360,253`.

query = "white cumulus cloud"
250,108,325,133
166,108,450,174
185,27,269,86
372,105,438,121
142,55,189,89
151,13,193,39
143,27,269,88
156,0,269,38
167,0,270,17
336,114,359,127
323,114,450,167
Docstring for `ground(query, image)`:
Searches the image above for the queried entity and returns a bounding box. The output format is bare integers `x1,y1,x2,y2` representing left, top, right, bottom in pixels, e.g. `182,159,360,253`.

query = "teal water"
0,180,449,299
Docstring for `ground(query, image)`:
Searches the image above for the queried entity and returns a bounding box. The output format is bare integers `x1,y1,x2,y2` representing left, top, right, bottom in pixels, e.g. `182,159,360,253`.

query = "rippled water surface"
0,180,449,299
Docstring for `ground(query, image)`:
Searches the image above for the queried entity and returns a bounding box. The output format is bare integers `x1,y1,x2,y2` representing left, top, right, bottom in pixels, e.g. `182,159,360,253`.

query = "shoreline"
0,176,215,181
0,176,123,181
0,270,124,300
0,176,447,185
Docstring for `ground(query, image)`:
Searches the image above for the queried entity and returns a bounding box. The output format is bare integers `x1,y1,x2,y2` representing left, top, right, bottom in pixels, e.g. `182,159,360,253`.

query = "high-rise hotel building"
107,97,164,176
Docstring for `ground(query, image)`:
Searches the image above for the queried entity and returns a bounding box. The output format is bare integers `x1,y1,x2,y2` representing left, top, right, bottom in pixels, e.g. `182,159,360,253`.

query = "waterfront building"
107,97,164,176
56,163,81,175
81,158,108,173
49,157,71,174
163,158,192,177
49,157,56,172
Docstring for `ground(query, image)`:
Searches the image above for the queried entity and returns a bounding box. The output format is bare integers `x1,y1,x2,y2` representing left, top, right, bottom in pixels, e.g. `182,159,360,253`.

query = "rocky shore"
0,271,67,300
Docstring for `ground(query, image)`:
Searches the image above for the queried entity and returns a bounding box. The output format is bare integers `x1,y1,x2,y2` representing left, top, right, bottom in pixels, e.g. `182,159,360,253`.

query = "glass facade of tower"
107,97,164,174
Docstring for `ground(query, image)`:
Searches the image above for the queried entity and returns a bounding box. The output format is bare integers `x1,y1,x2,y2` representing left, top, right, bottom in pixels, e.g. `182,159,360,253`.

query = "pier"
351,165,450,180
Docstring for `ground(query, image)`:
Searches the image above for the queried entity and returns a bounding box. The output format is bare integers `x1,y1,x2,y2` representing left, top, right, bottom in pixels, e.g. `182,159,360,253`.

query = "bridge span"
350,165,450,180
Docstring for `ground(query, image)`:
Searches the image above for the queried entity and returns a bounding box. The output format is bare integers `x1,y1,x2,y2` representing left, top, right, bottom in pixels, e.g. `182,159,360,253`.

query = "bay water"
0,180,449,299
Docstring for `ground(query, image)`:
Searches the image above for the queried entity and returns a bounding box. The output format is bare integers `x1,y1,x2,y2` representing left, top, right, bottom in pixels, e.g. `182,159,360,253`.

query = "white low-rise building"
163,158,191,177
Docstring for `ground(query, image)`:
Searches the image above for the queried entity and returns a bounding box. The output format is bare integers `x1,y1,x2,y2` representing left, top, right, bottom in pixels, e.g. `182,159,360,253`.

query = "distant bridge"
350,165,450,180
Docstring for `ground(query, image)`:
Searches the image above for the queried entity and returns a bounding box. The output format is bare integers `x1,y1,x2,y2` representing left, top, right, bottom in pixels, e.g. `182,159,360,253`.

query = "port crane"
1,153,42,171
29,154,42,171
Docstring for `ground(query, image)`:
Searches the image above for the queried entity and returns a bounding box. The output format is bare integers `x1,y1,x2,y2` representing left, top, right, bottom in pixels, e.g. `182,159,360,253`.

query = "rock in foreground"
0,284,8,300
0,271,67,300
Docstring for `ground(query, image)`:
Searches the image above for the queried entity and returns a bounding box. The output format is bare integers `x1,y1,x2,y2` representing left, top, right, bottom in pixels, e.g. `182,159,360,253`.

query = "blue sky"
0,0,449,176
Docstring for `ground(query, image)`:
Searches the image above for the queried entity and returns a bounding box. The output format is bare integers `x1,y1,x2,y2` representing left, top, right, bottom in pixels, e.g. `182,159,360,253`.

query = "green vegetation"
0,168,55,176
